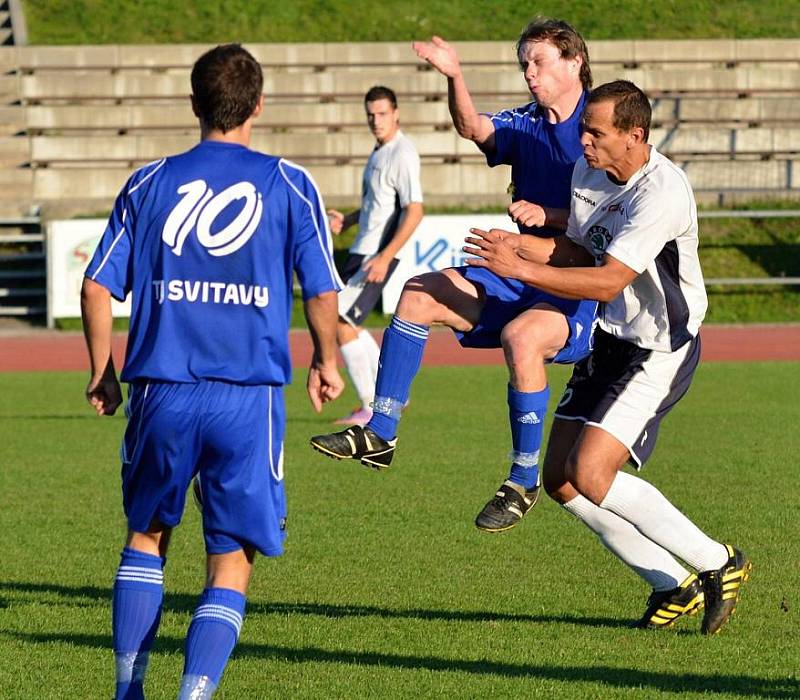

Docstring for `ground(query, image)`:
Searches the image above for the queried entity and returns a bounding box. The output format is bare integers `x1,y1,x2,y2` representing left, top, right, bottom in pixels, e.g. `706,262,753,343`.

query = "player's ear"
252,94,265,119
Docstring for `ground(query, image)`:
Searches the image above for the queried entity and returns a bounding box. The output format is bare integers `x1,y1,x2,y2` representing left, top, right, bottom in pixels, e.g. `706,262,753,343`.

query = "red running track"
1,325,799,373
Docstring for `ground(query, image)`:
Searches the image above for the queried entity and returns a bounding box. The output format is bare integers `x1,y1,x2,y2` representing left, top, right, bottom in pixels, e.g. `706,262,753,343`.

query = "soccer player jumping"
312,19,597,534
82,45,343,698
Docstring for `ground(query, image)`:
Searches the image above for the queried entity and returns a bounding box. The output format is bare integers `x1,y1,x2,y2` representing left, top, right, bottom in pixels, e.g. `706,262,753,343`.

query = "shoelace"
491,492,514,510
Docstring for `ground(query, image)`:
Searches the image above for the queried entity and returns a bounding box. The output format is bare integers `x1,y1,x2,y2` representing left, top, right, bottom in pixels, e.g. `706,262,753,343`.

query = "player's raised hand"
307,363,345,413
463,228,524,279
508,199,547,228
412,36,461,78
85,373,122,416
327,209,345,235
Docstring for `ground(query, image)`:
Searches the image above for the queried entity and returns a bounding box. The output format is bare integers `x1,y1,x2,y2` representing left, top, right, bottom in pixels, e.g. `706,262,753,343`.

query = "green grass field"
22,0,800,44
1,364,798,698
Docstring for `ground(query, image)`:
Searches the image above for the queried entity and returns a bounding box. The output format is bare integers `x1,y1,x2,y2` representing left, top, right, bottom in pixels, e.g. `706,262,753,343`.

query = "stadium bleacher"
1,39,799,317
2,39,800,218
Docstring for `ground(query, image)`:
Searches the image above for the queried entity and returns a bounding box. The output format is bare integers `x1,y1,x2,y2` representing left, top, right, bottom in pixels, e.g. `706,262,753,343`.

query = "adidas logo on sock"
517,411,540,424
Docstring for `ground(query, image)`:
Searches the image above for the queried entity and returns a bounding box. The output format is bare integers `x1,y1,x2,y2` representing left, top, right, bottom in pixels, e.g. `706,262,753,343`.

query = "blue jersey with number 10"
85,140,342,385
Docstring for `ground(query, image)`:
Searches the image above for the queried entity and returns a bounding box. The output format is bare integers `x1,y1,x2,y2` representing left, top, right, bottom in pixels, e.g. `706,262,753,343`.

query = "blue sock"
507,384,550,490
112,547,165,700
367,316,429,440
178,587,246,699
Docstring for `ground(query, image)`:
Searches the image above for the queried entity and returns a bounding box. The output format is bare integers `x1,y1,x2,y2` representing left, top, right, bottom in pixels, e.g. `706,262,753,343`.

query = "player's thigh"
121,382,202,533
198,383,287,558
500,303,570,360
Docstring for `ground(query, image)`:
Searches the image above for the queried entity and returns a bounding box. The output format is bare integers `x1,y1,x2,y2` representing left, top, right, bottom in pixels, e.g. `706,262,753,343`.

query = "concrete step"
0,305,47,316
0,232,44,242
0,269,45,280
0,288,46,298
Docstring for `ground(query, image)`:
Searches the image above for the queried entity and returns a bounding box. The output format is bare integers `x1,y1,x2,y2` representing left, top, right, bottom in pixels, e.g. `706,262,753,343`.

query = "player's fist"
327,209,345,235
508,200,547,229
85,374,122,416
412,36,461,78
307,363,345,413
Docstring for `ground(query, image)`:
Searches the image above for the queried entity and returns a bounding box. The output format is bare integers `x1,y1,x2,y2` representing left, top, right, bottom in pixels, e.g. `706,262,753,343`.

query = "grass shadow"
0,580,626,629
7,631,798,698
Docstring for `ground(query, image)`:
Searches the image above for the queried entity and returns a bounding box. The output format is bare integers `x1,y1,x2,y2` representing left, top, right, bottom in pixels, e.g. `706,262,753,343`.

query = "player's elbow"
594,281,626,303
81,277,110,305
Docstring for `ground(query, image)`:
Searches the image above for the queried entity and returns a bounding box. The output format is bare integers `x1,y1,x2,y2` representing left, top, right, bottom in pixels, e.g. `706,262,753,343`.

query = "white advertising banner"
47,219,131,327
47,213,514,326
381,214,514,314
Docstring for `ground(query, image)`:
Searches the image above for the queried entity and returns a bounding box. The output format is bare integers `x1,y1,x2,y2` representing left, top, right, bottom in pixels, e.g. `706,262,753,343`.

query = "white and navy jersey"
566,146,707,352
350,130,423,256
85,140,342,385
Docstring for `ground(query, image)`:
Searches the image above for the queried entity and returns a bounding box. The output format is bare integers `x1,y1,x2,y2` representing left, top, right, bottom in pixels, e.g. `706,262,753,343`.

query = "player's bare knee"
396,272,447,324
565,455,607,504
542,467,570,501
501,322,547,366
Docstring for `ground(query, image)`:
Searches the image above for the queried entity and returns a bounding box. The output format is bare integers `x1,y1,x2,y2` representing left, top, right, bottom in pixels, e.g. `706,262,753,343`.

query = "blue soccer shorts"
454,266,598,364
120,380,287,557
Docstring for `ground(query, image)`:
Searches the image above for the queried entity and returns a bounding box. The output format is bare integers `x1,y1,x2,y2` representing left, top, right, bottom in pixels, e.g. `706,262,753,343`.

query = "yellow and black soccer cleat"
699,544,752,635
634,573,705,629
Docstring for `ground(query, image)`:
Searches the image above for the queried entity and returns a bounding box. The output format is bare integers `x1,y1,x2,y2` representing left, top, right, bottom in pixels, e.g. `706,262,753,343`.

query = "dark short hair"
364,85,398,108
588,80,652,141
516,17,592,90
191,44,263,133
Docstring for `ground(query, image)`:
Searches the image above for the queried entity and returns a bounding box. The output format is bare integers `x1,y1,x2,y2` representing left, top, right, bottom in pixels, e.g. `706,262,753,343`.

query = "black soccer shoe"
634,574,705,629
699,544,752,635
474,480,540,533
310,424,397,470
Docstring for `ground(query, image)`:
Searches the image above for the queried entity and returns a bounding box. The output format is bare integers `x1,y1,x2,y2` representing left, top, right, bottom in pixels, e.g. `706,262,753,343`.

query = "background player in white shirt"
327,86,424,426
465,80,750,635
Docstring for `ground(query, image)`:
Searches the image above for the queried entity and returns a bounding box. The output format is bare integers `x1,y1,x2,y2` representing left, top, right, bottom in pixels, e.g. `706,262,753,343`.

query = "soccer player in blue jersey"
81,44,344,699
311,18,597,533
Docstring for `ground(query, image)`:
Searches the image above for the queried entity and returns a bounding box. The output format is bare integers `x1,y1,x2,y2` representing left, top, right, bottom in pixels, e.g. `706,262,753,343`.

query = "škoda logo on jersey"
589,225,612,260
162,180,263,257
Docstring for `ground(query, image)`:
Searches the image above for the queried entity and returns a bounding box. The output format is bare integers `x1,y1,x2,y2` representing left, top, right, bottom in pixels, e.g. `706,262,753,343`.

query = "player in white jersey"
327,86,424,426
465,80,750,635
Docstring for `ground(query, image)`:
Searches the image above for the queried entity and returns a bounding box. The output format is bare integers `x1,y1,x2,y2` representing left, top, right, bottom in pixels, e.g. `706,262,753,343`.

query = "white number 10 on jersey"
162,179,264,257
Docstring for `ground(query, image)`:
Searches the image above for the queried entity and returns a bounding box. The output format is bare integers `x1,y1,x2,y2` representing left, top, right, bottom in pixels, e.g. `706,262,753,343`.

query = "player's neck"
606,144,651,184
540,84,584,124
200,120,253,148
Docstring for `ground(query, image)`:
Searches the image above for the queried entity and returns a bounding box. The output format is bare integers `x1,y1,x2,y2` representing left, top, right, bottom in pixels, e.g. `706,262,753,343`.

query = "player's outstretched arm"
80,277,122,416
412,36,495,149
304,290,344,412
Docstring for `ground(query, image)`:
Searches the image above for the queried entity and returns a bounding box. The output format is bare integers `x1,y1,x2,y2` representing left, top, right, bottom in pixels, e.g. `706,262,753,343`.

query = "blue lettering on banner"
415,238,473,271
